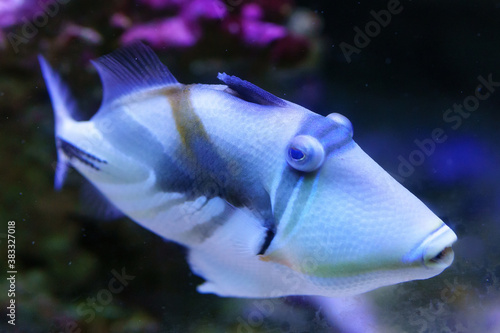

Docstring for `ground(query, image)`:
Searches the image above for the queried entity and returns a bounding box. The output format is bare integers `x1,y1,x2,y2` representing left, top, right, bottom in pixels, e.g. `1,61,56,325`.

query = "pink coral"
221,3,288,48
121,0,226,48
238,3,287,46
183,0,226,21
0,0,37,28
121,16,200,48
139,0,184,10
120,0,289,49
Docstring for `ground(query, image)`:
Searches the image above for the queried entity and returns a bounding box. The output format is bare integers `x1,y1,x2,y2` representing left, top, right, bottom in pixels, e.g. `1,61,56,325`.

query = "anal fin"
80,179,125,221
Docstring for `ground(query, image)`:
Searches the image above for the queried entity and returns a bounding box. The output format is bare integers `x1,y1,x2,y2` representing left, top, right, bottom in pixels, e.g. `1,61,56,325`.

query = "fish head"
259,112,457,295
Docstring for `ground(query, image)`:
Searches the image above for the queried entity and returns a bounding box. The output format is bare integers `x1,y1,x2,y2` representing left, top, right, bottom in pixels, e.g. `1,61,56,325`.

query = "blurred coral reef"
1,0,312,57
1,0,500,332
0,0,44,28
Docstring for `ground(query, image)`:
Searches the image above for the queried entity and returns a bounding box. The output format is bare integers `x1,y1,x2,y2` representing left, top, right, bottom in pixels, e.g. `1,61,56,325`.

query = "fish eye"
286,135,325,172
327,112,353,138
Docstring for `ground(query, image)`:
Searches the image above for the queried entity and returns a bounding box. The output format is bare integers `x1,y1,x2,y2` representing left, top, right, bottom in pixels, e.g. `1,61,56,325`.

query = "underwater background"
1,0,499,332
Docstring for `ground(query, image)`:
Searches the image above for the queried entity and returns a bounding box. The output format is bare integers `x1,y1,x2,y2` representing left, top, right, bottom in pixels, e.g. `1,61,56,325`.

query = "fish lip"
403,223,457,269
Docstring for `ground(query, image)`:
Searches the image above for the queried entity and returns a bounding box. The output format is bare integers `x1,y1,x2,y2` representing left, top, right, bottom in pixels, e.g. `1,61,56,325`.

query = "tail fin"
38,55,79,190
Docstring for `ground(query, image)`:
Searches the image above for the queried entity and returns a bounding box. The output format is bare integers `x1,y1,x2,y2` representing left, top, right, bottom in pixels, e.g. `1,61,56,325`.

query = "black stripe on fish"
258,228,276,255
58,138,107,170
182,201,236,243
94,85,278,246
167,86,278,244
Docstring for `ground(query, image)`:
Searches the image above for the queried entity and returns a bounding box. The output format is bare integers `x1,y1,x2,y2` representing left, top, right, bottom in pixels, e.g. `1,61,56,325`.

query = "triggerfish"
39,44,457,298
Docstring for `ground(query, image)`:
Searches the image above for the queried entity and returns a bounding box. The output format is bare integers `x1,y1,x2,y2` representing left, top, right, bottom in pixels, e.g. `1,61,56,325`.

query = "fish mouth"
404,224,457,269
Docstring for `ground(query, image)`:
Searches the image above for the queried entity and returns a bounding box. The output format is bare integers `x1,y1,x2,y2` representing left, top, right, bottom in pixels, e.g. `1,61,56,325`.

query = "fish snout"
403,224,457,270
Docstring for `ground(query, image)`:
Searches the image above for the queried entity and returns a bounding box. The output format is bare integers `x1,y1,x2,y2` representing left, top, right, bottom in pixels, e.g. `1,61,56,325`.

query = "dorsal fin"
217,73,287,107
91,43,179,107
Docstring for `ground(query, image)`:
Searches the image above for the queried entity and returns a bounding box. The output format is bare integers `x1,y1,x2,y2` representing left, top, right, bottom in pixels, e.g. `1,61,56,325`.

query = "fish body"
40,44,457,298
